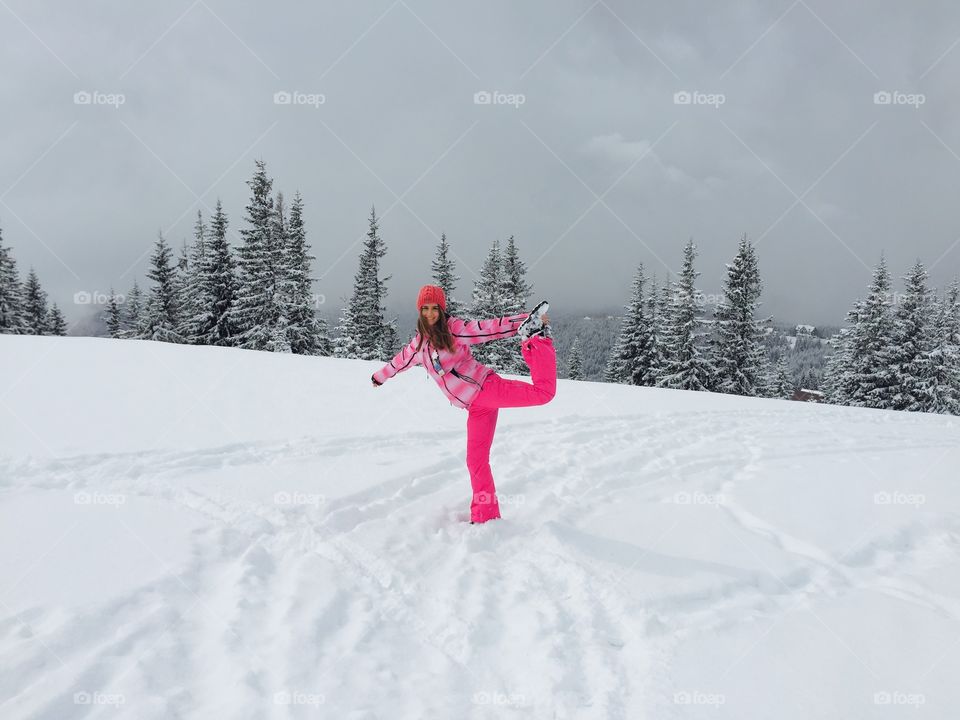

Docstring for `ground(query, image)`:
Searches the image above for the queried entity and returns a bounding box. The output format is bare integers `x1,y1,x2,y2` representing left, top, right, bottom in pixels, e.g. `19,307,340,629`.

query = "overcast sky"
2,0,960,329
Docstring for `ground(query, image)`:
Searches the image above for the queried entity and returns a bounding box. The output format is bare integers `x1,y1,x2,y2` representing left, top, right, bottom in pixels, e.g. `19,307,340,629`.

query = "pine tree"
333,301,362,359
645,274,669,385
231,160,279,351
568,336,584,380
657,240,716,392
0,225,28,334
926,286,960,414
177,211,213,344
469,239,511,369
333,205,393,360
264,191,292,353
283,191,332,355
828,257,895,408
499,235,535,374
104,287,123,338
877,261,936,412
203,199,239,346
144,231,183,343
431,232,464,318
604,264,655,385
711,235,771,396
773,354,792,399
123,278,145,339
46,303,67,335
23,267,49,335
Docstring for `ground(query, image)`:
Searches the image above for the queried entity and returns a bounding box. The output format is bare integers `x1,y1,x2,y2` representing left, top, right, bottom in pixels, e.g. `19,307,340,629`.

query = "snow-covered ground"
2,334,959,719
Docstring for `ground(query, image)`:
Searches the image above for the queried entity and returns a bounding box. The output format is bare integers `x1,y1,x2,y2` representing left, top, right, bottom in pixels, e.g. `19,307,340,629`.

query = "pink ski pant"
465,335,557,523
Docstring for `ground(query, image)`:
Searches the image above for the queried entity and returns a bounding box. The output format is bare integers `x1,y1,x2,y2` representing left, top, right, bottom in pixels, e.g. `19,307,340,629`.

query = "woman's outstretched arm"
446,313,530,345
371,335,423,386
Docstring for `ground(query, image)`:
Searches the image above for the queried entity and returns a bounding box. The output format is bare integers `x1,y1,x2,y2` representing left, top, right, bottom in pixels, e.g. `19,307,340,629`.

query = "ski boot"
518,300,550,341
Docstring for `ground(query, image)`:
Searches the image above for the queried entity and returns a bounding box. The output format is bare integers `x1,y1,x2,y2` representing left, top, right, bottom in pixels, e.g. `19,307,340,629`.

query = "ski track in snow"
2,406,959,718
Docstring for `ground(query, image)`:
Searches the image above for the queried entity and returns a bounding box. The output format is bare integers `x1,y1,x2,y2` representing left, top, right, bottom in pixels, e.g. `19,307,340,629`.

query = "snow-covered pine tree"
46,303,67,335
656,240,716,392
333,205,392,360
144,231,183,343
0,226,28,334
645,274,669,386
264,191,292,354
876,260,936,412
332,300,362,359
823,320,857,404
23,268,49,335
499,235,535,374
104,287,123,339
831,257,895,408
711,235,772,396
284,191,332,355
940,281,960,413
773,354,792,399
567,336,584,380
231,160,278,351
177,211,212,344
926,285,960,415
431,232,464,318
468,239,510,370
203,199,239,346
604,264,655,385
123,278,145,339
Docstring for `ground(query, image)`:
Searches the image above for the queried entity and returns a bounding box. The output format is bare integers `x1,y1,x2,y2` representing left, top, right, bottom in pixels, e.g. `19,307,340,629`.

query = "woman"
371,285,556,524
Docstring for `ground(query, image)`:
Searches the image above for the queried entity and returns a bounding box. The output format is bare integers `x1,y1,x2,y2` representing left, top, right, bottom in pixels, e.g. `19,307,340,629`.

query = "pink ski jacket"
371,313,530,410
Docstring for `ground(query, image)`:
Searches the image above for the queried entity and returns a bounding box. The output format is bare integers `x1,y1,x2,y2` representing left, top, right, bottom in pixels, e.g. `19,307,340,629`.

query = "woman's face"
420,303,440,326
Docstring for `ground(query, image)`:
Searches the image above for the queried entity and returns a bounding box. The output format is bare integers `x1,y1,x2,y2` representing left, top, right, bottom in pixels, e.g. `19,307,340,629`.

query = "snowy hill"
2,335,959,719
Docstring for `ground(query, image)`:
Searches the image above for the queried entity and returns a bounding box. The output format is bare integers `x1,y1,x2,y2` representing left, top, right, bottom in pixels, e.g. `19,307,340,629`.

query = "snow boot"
518,300,550,341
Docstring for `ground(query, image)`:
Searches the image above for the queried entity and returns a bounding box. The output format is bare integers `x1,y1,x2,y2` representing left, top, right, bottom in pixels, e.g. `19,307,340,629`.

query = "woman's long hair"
415,308,457,353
